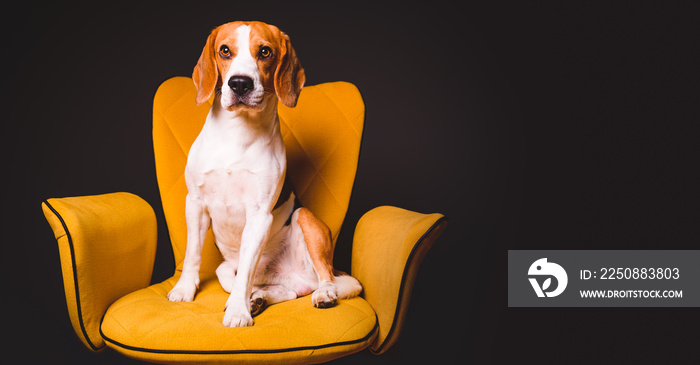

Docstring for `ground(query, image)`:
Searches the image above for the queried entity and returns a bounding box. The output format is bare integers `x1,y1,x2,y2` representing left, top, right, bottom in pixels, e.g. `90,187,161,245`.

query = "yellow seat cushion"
101,274,377,364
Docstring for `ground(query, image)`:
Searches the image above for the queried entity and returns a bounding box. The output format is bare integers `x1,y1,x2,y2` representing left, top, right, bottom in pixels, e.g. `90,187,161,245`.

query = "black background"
3,1,700,363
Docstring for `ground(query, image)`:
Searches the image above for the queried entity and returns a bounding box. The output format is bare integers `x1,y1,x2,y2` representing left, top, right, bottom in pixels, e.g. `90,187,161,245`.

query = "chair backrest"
152,77,364,274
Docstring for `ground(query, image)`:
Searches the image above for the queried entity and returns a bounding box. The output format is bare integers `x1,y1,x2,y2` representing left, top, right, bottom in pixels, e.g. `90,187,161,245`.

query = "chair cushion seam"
316,86,362,138
100,315,378,355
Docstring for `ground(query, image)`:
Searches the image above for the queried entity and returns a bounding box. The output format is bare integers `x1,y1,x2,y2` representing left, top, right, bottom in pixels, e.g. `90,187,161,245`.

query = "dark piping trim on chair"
43,200,104,352
98,314,378,355
370,216,449,354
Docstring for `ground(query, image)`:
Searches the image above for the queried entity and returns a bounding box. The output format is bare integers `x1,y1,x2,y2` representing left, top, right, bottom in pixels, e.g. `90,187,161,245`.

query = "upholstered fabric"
101,275,377,364
41,193,157,351
352,206,447,354
278,81,364,245
152,77,218,275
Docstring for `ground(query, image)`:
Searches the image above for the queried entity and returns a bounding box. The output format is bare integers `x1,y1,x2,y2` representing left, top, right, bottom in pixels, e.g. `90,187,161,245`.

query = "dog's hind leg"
216,259,238,293
332,271,363,300
293,207,363,308
250,285,297,316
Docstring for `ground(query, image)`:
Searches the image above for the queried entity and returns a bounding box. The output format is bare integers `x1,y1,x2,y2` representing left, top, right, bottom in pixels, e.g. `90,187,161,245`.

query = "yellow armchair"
42,77,447,364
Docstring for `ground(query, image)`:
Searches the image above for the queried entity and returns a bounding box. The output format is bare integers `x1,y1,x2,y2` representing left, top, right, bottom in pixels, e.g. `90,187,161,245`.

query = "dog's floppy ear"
274,32,305,108
192,27,220,105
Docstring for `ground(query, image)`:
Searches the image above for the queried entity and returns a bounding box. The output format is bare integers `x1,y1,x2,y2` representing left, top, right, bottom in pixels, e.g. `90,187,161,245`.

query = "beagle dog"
166,21,362,328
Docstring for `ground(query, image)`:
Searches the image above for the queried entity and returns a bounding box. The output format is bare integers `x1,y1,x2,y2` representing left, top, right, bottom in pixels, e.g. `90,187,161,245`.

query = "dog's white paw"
223,297,254,327
312,282,338,308
167,278,199,302
223,308,254,327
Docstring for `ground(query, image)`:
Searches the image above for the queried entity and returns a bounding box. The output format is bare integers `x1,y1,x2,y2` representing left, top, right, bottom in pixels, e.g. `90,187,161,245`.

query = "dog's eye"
259,46,272,59
220,45,231,58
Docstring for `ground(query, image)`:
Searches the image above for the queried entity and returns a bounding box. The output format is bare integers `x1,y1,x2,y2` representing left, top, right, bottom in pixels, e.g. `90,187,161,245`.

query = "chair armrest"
351,206,448,354
41,192,157,352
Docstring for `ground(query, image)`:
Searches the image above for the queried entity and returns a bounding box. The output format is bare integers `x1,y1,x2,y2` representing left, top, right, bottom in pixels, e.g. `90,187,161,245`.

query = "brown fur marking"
297,208,335,283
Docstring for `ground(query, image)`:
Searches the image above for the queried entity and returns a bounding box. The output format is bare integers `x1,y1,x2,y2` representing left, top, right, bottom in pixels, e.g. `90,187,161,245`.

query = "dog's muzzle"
224,75,263,109
229,76,254,96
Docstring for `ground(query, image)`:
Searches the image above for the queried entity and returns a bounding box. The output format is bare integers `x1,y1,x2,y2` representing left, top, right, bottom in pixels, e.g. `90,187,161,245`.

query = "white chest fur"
185,102,287,254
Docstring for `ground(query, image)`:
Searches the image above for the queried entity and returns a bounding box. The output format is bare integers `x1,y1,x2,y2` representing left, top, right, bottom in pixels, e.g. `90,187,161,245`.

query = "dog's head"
193,21,305,110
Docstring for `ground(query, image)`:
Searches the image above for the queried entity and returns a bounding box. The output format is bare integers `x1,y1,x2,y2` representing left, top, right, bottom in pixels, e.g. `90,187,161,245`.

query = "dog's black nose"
228,76,254,96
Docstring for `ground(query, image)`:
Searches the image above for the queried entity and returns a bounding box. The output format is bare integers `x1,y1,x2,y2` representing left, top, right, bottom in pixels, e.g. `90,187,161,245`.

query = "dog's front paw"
167,278,199,302
223,296,254,327
223,308,254,327
312,282,338,308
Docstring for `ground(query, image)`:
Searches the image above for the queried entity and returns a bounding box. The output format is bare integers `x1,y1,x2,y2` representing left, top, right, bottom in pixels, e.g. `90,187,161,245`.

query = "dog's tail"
333,270,363,299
